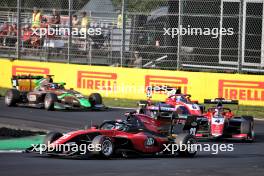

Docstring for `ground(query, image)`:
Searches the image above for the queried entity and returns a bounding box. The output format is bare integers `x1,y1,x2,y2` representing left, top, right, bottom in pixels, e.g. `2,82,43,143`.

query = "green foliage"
112,0,167,12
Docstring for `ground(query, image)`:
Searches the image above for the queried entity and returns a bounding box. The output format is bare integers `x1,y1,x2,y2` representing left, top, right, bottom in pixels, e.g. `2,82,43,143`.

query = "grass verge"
0,88,8,97
0,135,44,150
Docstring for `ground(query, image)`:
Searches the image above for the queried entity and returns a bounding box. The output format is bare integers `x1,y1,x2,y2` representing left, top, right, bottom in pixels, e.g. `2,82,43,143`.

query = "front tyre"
89,93,103,106
44,131,63,146
44,93,58,111
91,135,114,158
175,133,197,157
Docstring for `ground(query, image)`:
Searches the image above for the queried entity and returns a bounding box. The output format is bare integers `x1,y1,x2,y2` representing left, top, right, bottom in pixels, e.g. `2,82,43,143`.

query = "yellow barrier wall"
1,59,264,106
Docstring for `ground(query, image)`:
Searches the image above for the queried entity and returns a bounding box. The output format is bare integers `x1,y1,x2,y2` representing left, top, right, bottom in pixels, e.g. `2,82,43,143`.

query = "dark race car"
196,98,255,142
5,75,106,111
138,86,205,116
26,112,199,158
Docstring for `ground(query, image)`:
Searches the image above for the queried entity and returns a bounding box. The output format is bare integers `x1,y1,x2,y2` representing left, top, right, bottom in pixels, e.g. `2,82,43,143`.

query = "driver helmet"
115,120,127,131
50,84,58,89
176,96,182,102
214,108,223,118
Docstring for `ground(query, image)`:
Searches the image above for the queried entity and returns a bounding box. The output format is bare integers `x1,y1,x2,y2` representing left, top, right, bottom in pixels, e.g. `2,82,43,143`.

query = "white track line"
0,150,23,153
254,118,264,121
109,106,135,110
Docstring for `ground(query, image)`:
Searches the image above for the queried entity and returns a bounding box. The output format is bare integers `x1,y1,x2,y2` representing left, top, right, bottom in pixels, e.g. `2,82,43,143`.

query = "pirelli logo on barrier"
77,71,117,91
219,80,264,101
145,75,188,94
12,66,50,75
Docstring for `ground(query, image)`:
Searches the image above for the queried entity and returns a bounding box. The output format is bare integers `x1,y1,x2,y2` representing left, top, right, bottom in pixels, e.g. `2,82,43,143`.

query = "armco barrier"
1,59,264,106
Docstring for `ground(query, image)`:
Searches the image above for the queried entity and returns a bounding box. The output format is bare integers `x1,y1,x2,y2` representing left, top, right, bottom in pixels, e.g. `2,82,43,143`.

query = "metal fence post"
177,0,183,70
16,0,21,59
238,0,244,73
120,0,127,67
68,0,73,63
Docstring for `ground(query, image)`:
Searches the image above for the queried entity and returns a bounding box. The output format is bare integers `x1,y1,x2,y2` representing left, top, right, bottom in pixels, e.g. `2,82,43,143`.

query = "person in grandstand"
72,15,80,28
50,9,61,25
80,11,90,34
32,7,42,29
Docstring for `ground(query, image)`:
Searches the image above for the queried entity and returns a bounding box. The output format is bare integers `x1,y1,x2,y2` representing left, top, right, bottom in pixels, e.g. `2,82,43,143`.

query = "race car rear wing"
146,86,182,98
204,98,239,105
12,75,44,80
11,75,44,91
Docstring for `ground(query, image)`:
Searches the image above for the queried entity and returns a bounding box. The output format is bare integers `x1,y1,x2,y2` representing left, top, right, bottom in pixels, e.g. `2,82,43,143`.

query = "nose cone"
211,124,224,137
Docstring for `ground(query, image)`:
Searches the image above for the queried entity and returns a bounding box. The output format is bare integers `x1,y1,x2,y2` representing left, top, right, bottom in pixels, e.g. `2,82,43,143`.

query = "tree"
112,0,167,12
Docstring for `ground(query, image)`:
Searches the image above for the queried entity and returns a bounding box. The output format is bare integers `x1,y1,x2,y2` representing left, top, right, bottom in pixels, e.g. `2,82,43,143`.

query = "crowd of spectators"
0,7,91,49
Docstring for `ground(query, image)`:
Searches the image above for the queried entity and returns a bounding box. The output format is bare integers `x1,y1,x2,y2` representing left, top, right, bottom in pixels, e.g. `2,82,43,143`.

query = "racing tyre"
199,105,205,114
241,116,255,142
175,133,197,157
5,89,20,106
44,131,63,146
91,135,114,158
137,100,148,114
44,93,58,111
89,93,103,105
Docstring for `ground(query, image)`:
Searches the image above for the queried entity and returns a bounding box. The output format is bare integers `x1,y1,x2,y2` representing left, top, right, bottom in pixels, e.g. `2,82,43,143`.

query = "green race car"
5,75,106,111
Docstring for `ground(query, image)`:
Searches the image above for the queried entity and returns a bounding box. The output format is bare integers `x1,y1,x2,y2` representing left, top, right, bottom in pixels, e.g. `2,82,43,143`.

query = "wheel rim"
186,138,197,154
44,98,50,108
251,130,255,139
102,140,113,156
249,123,255,140
5,93,12,105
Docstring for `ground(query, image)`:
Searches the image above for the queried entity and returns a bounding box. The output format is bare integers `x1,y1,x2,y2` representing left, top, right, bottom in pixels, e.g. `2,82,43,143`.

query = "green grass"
103,97,139,108
0,88,8,97
0,135,44,150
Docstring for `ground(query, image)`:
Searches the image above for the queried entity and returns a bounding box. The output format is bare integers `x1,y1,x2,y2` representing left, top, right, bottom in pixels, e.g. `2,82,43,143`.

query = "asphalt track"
0,98,264,176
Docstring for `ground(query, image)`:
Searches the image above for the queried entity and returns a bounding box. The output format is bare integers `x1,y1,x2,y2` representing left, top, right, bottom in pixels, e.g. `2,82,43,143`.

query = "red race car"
138,86,204,116
26,112,198,158
196,98,255,142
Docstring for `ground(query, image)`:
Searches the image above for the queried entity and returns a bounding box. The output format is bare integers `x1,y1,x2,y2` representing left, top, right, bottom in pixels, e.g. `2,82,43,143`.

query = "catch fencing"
0,0,263,73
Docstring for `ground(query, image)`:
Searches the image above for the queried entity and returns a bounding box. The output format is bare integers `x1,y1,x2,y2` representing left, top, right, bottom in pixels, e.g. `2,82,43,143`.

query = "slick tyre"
241,116,254,142
175,133,197,157
137,100,148,114
91,135,114,158
44,132,63,146
5,89,20,106
89,93,103,106
44,93,58,111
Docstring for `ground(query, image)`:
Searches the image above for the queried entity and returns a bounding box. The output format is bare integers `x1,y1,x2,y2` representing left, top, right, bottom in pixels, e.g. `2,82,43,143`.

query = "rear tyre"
199,105,205,114
89,93,103,106
5,89,20,106
175,133,197,157
137,100,148,114
44,131,63,146
91,135,114,158
241,116,254,142
44,93,58,111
